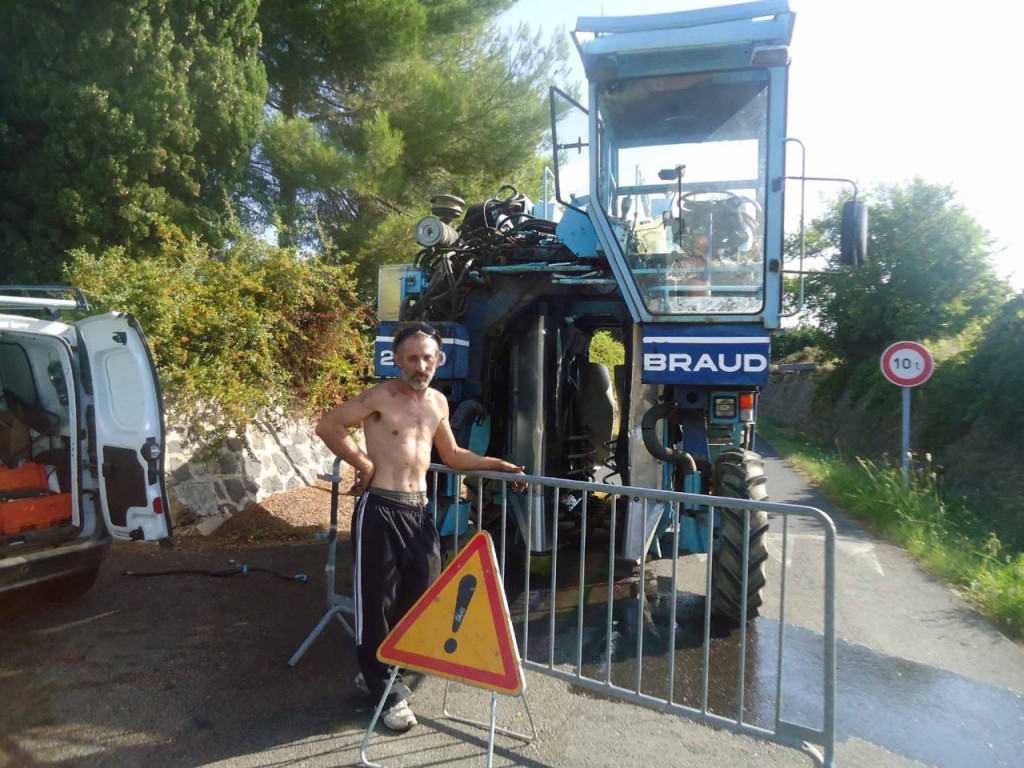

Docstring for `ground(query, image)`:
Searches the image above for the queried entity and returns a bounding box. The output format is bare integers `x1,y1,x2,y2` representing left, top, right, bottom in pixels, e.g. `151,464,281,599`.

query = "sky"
497,0,1022,289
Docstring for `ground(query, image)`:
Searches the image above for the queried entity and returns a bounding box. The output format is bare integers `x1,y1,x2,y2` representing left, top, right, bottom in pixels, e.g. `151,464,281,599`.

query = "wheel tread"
710,449,770,623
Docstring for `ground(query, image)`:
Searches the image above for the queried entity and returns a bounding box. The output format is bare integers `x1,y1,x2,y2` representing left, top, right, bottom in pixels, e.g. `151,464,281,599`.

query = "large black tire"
710,449,769,623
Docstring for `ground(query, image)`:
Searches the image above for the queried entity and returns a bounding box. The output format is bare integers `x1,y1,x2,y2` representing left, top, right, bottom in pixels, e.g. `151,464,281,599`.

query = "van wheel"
43,565,101,602
710,449,769,623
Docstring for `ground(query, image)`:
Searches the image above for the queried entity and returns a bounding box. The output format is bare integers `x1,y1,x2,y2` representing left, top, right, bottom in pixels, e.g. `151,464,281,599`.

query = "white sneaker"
382,699,417,732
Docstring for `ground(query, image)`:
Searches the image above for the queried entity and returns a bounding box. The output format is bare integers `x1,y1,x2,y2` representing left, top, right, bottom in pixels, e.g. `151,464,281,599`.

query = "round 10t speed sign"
880,341,934,387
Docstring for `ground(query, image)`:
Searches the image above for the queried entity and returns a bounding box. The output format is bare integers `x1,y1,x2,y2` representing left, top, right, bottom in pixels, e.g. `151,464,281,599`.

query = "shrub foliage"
921,295,1024,444
66,234,373,443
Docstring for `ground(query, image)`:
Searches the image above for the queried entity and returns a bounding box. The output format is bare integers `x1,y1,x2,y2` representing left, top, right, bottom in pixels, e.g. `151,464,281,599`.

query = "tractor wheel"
710,448,769,623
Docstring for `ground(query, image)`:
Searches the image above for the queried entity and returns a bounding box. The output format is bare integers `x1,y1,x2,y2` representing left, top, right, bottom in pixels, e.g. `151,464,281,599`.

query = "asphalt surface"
0,538,811,768
2,441,1023,767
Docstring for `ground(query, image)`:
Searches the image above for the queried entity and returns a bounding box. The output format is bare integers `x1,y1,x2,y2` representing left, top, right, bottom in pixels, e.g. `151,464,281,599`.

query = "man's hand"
348,458,375,497
499,462,527,493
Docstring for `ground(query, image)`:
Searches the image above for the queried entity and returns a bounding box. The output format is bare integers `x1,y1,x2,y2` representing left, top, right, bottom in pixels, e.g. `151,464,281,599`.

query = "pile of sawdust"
175,472,356,550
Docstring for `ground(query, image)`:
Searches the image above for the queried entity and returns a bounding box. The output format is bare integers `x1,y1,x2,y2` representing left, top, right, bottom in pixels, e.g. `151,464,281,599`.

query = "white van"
0,286,171,601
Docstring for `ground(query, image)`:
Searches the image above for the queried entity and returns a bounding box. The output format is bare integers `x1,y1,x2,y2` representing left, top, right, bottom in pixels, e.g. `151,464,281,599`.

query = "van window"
0,342,38,403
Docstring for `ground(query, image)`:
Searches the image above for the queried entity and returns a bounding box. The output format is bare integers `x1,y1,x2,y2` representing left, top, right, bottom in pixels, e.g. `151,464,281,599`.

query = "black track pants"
352,490,441,708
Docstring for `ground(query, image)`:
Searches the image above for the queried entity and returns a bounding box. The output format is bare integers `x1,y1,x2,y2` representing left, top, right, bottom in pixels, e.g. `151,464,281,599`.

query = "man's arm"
432,398,524,475
315,388,380,495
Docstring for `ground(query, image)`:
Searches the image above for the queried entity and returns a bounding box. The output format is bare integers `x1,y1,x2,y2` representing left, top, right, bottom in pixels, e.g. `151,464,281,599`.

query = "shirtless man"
315,321,524,732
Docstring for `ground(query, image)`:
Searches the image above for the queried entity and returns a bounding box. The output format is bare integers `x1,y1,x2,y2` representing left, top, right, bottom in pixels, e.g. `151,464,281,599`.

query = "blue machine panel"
555,207,599,259
374,321,469,379
641,324,769,386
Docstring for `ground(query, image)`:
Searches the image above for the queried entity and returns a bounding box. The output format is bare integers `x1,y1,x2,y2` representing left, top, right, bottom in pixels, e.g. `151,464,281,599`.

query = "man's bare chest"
367,400,440,442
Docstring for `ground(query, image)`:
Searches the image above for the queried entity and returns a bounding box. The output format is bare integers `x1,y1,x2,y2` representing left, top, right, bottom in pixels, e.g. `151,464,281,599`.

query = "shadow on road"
0,538,376,766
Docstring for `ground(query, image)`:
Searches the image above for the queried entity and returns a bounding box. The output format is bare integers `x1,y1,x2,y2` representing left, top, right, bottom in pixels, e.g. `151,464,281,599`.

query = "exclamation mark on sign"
444,575,478,654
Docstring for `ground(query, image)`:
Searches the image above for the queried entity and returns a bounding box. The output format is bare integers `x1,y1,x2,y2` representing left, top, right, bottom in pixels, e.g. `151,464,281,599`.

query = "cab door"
75,313,171,543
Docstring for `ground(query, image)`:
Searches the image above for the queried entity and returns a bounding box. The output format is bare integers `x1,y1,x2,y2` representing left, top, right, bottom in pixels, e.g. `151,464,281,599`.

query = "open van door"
75,313,172,544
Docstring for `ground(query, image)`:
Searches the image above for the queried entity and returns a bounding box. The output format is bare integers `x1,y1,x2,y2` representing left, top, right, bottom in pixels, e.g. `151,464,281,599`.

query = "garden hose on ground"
122,563,308,582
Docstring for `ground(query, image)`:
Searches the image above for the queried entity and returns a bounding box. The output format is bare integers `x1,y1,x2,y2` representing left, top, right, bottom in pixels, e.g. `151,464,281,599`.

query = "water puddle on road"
500,550,1023,768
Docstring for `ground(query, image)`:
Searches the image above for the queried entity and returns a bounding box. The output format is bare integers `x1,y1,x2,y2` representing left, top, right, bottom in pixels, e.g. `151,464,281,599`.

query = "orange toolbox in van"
0,463,72,536
0,462,49,491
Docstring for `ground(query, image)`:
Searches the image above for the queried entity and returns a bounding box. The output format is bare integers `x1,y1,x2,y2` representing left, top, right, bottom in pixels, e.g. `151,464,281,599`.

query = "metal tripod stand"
289,458,355,666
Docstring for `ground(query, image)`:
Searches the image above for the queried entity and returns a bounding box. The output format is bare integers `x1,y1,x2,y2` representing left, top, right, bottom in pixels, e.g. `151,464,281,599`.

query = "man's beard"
402,370,434,390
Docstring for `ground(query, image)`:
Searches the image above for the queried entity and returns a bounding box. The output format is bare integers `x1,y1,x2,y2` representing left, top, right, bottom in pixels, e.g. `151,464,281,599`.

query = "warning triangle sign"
378,531,524,695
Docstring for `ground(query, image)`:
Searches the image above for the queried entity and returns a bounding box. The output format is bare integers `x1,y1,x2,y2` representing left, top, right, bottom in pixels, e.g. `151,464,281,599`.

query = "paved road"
757,440,1024,767
0,540,807,768
1,442,1021,767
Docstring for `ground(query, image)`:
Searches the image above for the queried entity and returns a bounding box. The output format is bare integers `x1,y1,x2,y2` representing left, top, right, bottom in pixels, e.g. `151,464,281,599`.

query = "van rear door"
75,313,171,543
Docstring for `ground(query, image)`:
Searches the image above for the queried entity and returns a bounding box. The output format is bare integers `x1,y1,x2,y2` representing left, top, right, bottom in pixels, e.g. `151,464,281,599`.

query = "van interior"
0,332,79,550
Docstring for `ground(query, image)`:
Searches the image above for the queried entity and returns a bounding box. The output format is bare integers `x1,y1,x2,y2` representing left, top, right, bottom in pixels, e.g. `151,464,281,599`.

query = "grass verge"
759,421,1024,641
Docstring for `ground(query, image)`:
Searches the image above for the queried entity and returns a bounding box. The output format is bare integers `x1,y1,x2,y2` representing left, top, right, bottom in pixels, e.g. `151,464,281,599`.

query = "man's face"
394,333,440,391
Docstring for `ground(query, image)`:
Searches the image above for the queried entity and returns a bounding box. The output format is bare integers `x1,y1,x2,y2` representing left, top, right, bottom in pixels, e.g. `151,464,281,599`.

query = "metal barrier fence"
427,465,837,768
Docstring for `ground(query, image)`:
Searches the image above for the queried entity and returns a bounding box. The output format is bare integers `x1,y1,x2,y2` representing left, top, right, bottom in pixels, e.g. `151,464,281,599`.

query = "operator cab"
551,2,794,327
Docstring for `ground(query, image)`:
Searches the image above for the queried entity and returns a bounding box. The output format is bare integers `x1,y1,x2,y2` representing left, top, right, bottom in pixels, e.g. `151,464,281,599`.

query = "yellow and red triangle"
378,531,524,695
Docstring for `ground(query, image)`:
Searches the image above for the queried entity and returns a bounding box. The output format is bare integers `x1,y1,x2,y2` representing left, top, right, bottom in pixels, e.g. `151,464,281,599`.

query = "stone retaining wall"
164,415,338,529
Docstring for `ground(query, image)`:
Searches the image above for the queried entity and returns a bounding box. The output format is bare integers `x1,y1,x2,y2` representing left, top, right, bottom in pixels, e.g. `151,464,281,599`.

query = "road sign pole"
880,341,933,488
902,386,911,487
487,692,498,768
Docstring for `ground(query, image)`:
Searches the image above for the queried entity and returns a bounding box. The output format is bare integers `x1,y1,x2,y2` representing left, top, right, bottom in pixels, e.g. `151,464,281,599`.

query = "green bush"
923,295,1024,444
771,324,829,363
66,232,373,444
589,330,624,370
918,349,977,445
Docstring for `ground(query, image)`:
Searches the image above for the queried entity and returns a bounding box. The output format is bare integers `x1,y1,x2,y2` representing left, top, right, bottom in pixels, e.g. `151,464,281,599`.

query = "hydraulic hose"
640,401,698,473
